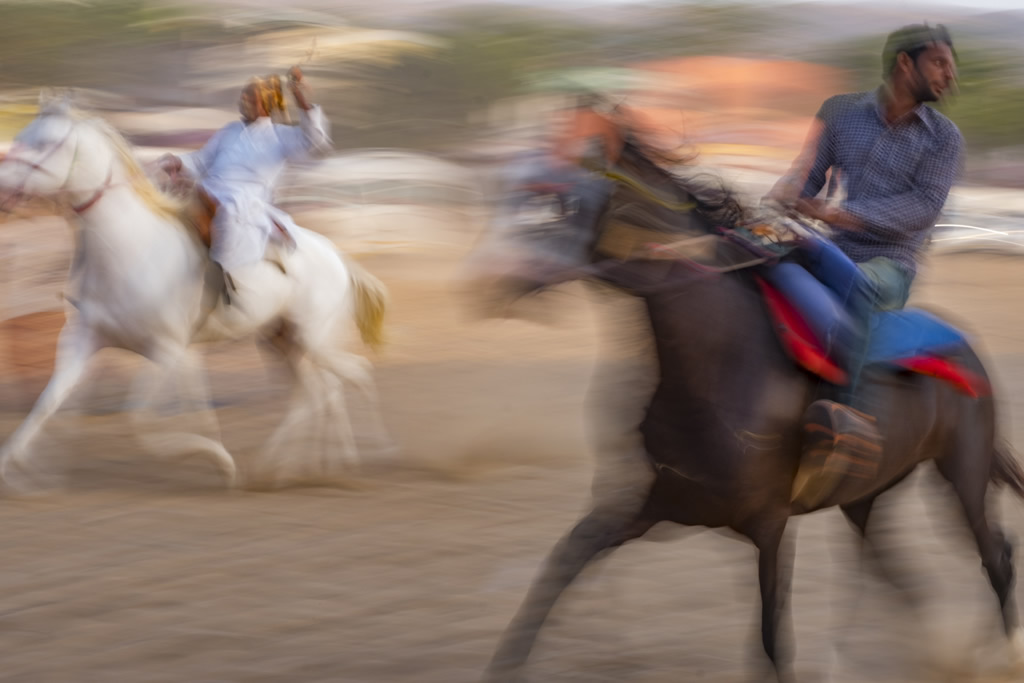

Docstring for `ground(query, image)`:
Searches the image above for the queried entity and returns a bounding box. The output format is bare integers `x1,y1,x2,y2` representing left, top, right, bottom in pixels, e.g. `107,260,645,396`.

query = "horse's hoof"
1008,628,1024,670
223,465,239,490
0,456,54,497
481,666,524,683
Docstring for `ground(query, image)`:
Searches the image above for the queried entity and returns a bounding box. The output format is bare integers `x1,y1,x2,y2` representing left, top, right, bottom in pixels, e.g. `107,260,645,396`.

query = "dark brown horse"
472,102,1024,681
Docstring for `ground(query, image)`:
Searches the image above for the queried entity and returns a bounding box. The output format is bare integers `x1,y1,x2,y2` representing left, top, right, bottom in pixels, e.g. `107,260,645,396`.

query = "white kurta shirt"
181,106,331,270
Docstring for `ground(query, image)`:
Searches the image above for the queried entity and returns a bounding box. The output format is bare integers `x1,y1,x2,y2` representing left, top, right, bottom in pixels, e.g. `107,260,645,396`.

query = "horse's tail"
346,257,387,350
992,440,1024,500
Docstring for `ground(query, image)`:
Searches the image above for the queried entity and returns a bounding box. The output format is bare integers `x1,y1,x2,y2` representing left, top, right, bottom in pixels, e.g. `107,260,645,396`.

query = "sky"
791,0,1023,6
576,0,1024,8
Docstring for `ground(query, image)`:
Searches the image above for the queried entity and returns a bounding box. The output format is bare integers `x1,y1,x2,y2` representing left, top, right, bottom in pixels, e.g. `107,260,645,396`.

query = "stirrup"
223,270,236,306
792,399,883,509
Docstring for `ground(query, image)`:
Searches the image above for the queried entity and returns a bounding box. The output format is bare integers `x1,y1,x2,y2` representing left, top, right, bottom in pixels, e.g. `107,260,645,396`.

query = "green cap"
882,23,956,77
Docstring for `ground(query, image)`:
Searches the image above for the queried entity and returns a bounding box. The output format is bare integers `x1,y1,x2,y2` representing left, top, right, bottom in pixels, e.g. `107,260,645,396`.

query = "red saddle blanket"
755,276,990,398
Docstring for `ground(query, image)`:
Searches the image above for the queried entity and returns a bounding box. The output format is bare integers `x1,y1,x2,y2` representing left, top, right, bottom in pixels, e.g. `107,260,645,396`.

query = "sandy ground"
0,210,1023,682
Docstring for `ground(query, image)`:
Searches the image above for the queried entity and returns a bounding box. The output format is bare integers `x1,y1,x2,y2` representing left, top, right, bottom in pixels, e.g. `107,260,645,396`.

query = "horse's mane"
68,108,186,220
602,103,747,229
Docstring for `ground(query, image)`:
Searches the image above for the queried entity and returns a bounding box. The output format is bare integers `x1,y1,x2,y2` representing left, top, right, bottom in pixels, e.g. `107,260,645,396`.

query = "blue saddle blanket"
867,309,968,364
763,262,968,366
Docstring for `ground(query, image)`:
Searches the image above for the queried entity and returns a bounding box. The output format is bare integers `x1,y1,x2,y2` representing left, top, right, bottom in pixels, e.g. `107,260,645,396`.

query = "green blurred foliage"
945,48,1024,152
438,8,601,106
619,2,782,61
314,7,605,148
4,1,1024,152
0,0,212,90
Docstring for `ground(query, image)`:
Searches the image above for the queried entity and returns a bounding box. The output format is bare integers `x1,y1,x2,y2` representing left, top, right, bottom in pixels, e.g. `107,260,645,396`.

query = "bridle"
0,115,117,216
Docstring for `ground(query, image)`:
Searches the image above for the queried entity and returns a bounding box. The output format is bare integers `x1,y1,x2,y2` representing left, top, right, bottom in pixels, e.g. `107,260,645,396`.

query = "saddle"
185,187,218,248
182,188,297,254
626,216,988,397
756,265,989,398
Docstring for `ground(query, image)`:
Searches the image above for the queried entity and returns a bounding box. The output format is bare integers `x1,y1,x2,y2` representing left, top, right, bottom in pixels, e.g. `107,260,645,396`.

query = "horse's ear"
38,88,74,116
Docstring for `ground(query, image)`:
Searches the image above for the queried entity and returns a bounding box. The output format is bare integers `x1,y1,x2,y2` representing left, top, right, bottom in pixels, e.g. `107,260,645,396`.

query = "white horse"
0,94,389,488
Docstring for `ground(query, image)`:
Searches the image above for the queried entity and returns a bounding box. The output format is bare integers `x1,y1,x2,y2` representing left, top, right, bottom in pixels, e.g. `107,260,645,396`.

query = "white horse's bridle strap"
0,123,76,212
3,126,75,178
1,119,117,215
71,165,114,214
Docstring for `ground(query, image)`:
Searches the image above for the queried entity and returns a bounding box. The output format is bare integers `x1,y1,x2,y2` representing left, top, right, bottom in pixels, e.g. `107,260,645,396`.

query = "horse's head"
0,94,79,207
460,149,612,319
0,91,178,220
465,100,744,317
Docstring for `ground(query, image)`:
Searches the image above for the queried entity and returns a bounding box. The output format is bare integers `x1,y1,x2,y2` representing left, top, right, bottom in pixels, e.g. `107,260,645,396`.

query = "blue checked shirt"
801,88,965,276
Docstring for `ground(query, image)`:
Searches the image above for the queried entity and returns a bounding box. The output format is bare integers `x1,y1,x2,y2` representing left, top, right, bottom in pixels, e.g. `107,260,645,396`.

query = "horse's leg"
251,352,325,488
171,348,237,484
130,345,236,487
314,349,399,467
0,317,102,481
935,438,1021,663
290,362,353,479
831,492,919,679
320,371,358,469
484,297,659,682
304,357,358,470
122,357,171,414
840,475,924,608
740,514,794,680
331,352,397,462
484,493,660,682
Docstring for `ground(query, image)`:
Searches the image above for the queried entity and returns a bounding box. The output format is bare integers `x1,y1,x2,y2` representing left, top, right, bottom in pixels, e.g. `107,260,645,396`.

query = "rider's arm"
280,67,332,160
799,117,834,200
767,95,843,204
767,116,830,203
285,105,331,159
179,125,232,180
839,128,964,239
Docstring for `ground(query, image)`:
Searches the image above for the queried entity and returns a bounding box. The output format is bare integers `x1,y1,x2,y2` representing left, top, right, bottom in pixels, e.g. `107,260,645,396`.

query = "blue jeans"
799,235,913,406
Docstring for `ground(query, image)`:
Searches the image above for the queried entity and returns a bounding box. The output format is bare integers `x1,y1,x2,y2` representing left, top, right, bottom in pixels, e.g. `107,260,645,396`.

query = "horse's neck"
618,151,688,199
70,164,199,302
70,150,183,253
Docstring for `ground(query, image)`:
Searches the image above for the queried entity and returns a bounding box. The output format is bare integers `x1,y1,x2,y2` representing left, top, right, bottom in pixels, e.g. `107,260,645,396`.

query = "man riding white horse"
0,83,386,489
156,66,331,303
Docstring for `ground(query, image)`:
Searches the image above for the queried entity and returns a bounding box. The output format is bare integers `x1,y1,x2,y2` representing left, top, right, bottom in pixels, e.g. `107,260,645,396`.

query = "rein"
0,126,75,213
0,119,119,216
71,165,115,214
594,169,773,275
599,168,697,213
645,235,771,274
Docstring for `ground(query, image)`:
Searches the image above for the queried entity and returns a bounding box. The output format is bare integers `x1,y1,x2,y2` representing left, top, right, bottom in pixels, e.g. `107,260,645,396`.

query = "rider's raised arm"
279,66,332,161
280,105,332,162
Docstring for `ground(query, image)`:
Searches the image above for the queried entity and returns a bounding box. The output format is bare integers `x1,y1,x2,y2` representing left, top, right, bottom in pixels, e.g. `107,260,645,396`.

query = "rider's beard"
910,65,939,104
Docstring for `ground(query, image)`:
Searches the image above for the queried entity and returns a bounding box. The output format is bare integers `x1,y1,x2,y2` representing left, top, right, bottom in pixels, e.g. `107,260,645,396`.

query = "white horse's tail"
346,257,387,349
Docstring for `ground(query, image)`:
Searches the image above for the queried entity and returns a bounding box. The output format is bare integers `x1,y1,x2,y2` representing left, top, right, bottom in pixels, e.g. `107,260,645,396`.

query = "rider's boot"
203,259,235,310
791,397,883,511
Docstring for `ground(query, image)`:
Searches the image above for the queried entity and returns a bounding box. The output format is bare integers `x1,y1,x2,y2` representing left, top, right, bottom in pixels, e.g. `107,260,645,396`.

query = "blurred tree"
437,7,601,108
7,1,1024,154
612,1,782,61
314,7,603,148
0,0,203,92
